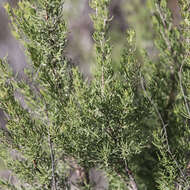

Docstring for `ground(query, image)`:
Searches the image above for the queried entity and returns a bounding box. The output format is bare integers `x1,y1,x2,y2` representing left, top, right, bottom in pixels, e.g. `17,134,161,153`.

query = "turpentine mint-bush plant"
0,0,72,189
143,0,190,189
0,0,189,189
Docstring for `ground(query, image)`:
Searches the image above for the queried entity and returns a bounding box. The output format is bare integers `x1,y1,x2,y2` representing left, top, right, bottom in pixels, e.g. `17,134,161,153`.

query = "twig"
101,66,105,96
140,75,187,184
49,135,57,190
45,107,57,190
178,61,190,118
178,55,190,186
155,2,179,112
140,76,165,127
31,83,57,190
125,161,138,190
113,166,135,190
155,3,172,51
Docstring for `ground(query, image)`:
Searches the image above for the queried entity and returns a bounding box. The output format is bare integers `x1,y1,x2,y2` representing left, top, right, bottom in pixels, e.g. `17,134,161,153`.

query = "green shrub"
0,0,189,189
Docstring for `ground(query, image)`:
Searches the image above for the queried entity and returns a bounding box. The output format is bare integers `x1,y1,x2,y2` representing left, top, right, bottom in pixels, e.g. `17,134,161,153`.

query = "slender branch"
125,161,138,190
178,56,190,187
101,66,105,96
140,75,187,183
45,107,57,190
155,3,178,112
113,165,136,190
31,83,57,190
49,135,57,190
155,3,172,51
140,76,165,127
178,60,190,117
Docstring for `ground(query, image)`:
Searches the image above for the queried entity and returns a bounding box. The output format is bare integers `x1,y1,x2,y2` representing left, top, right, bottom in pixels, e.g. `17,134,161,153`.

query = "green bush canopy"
0,0,190,189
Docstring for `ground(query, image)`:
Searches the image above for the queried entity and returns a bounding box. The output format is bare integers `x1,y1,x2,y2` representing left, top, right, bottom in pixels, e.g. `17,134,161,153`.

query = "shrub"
0,0,189,189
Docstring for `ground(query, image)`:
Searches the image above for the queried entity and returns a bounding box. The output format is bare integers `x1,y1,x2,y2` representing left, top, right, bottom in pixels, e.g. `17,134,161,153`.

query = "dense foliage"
0,0,189,189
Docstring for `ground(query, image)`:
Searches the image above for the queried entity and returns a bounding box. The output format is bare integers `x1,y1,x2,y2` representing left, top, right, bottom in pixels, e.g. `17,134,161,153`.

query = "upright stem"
48,133,57,190
33,83,57,190
125,163,138,190
45,107,57,190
